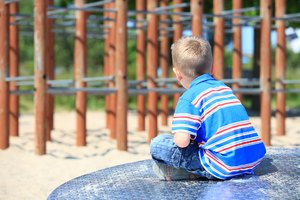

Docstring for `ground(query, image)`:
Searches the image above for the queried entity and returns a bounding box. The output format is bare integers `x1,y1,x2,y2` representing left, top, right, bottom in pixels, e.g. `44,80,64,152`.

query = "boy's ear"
173,67,182,82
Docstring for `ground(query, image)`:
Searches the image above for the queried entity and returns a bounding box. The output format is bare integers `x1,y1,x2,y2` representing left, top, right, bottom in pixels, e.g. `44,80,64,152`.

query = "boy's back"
172,73,266,179
151,36,266,181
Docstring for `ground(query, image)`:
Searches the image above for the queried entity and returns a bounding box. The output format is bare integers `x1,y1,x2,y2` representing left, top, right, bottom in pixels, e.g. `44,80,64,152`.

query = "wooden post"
260,0,272,146
115,0,128,151
0,0,9,149
172,0,182,110
9,2,19,137
34,0,47,154
213,0,225,80
74,0,87,146
191,0,204,36
136,0,146,131
147,0,159,143
46,0,55,141
160,0,169,126
108,2,116,139
104,3,110,129
251,26,261,111
232,0,243,100
275,0,286,136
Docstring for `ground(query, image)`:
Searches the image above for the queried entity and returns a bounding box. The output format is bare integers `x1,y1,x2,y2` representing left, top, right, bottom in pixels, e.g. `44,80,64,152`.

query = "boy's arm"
174,132,190,148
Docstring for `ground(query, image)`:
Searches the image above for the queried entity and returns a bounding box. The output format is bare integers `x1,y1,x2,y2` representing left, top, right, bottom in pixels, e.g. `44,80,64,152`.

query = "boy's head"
171,36,212,80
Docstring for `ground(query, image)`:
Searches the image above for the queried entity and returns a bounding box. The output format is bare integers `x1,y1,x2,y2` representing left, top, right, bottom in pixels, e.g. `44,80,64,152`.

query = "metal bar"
5,75,34,81
232,0,243,101
273,89,300,94
9,1,19,137
191,0,204,36
80,0,114,9
0,0,9,149
160,0,169,126
223,78,260,86
205,13,261,20
73,7,117,13
136,0,146,131
10,87,118,95
233,88,261,94
115,0,128,151
172,0,182,110
48,87,117,95
213,0,225,80
82,76,114,82
74,0,87,146
156,77,176,83
46,0,55,141
275,0,286,136
282,80,300,84
10,89,34,95
275,12,300,20
147,0,159,143
260,0,272,146
47,0,116,16
34,0,47,154
155,2,189,11
129,88,185,95
5,0,19,4
128,9,191,17
107,1,116,139
47,79,73,85
222,6,258,15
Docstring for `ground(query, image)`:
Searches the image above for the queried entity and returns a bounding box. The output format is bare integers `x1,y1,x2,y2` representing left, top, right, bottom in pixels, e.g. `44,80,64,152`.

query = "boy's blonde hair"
171,36,212,79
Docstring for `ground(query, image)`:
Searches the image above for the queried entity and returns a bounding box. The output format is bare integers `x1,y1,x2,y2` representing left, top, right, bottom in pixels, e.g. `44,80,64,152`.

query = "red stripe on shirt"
193,87,231,106
205,151,262,172
173,115,202,123
218,138,262,153
216,122,252,135
201,100,240,121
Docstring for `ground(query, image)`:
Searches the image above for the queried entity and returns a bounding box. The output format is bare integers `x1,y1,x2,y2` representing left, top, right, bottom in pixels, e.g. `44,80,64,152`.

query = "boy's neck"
181,75,196,89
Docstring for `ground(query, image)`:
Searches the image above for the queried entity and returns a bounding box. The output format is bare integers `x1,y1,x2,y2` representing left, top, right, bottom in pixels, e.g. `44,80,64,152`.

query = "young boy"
150,36,266,180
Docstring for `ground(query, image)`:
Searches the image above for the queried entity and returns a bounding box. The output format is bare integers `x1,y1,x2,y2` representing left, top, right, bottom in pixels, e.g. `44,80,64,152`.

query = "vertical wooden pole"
275,0,286,136
136,0,146,131
46,0,55,141
104,3,110,129
147,0,158,143
260,0,272,146
0,0,9,149
108,2,116,139
191,0,204,36
74,0,87,146
34,0,47,154
115,0,128,151
251,26,261,111
172,0,182,110
9,2,19,137
232,0,243,100
160,0,169,126
213,0,225,80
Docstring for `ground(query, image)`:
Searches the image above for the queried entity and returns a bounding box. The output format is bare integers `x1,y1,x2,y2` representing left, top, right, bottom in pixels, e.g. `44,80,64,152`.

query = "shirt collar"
190,74,215,88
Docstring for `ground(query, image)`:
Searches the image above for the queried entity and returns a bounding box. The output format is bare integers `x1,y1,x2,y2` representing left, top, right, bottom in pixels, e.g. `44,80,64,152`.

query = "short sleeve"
172,98,201,136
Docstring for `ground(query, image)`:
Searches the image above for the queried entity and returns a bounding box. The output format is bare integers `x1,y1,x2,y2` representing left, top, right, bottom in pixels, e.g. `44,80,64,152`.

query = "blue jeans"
150,133,215,180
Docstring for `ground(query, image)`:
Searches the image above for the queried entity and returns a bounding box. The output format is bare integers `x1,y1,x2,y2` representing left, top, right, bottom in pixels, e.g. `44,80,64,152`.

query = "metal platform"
48,148,300,200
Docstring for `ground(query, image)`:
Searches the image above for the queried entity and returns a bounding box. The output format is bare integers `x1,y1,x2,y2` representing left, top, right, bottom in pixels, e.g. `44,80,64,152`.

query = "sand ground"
0,111,299,200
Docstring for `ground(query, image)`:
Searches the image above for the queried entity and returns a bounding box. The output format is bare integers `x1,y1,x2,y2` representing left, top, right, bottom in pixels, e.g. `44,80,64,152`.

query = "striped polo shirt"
172,74,266,180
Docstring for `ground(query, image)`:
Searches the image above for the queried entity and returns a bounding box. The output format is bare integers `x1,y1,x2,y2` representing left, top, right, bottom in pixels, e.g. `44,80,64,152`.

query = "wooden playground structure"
0,0,299,155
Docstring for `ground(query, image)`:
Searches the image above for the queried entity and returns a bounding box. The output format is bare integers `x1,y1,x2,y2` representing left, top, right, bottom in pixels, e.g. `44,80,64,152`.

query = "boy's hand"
174,132,190,148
